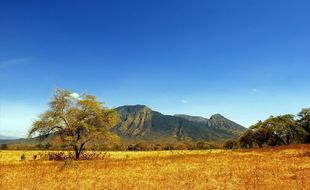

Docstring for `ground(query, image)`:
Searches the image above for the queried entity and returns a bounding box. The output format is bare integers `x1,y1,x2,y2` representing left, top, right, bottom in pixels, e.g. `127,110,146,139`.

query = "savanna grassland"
0,145,310,190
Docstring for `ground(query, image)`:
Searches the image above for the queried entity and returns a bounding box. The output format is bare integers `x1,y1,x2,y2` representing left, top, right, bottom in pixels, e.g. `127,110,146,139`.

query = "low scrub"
35,151,109,161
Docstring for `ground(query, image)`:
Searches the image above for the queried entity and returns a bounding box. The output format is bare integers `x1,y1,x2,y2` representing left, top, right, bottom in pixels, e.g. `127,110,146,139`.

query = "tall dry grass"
0,145,309,189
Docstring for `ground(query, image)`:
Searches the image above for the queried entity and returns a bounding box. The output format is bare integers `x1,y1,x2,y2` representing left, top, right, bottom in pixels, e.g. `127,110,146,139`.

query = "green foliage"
297,108,310,142
28,89,119,159
239,111,309,148
223,139,239,149
239,130,255,148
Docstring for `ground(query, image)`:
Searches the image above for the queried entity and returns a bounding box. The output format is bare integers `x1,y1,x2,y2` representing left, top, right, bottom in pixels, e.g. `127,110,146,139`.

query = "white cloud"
70,92,79,99
181,99,187,104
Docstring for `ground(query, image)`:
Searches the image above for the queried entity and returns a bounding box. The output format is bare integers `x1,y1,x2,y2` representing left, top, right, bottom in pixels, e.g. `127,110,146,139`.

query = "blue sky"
0,0,310,137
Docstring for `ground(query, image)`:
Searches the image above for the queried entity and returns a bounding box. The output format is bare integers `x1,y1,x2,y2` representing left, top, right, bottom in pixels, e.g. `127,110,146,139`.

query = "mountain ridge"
113,105,246,142
0,134,17,140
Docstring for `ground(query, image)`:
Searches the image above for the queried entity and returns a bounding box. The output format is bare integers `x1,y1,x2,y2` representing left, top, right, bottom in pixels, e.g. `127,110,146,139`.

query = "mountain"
174,113,245,132
207,114,245,131
174,114,208,125
113,105,246,142
0,134,17,140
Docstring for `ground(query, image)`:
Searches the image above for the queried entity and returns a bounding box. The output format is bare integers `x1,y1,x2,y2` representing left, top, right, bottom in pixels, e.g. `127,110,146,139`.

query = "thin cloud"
252,89,258,92
0,58,28,69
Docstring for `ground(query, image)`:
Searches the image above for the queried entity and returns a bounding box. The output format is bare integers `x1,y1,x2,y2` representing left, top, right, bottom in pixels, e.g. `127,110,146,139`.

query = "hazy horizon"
1,0,310,137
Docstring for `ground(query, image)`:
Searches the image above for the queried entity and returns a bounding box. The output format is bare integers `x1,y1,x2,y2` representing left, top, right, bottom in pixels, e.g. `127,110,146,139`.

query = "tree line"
224,108,310,149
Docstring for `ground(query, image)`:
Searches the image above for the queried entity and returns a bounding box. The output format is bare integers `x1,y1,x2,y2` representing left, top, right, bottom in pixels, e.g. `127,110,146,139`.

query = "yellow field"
0,145,310,190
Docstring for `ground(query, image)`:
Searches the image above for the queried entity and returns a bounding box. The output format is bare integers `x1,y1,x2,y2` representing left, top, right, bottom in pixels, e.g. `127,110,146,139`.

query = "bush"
223,140,239,149
35,143,52,150
196,142,213,149
20,154,26,160
37,151,108,161
0,144,8,150
127,143,150,151
163,144,175,150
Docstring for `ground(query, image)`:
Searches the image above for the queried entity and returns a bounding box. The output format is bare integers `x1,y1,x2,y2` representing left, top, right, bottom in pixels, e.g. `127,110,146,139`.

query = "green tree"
240,115,307,148
28,89,119,159
239,130,255,148
223,139,238,149
249,121,273,147
263,115,306,145
297,108,310,143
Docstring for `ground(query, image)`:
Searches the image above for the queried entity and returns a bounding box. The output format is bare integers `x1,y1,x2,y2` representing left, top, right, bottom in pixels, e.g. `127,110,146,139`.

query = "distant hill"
113,105,246,142
0,134,17,140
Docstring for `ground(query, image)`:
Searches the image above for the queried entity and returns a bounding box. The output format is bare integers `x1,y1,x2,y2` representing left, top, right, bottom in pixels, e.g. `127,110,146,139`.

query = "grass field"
0,145,310,190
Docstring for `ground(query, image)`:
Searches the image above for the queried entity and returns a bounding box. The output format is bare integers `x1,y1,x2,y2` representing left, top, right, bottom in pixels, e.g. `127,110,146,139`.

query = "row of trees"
126,141,219,151
3,141,220,151
224,108,310,149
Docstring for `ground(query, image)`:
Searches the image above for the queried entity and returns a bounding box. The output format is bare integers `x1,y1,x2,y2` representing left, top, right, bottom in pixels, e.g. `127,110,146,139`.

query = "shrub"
20,154,26,161
37,151,108,161
223,140,239,149
163,144,175,150
0,144,8,150
196,142,213,149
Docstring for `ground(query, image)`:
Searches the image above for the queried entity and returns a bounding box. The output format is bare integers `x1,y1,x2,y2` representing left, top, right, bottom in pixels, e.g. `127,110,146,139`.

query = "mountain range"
0,135,17,140
112,105,245,142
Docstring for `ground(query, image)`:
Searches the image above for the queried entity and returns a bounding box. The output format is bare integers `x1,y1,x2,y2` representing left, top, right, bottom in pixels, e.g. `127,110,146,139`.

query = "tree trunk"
74,146,80,159
74,143,85,160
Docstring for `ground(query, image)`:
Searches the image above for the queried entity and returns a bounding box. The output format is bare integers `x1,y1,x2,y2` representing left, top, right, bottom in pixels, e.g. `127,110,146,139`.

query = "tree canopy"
297,108,310,143
28,89,119,159
239,113,308,148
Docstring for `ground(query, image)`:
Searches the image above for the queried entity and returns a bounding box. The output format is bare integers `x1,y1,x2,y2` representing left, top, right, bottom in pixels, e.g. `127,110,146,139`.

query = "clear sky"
0,0,310,137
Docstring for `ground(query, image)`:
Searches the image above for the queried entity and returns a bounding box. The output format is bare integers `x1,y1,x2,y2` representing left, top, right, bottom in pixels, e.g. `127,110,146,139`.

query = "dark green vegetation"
224,108,310,149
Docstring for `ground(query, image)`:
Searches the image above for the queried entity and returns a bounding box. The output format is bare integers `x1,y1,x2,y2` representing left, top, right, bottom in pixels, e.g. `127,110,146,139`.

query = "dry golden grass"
0,145,310,190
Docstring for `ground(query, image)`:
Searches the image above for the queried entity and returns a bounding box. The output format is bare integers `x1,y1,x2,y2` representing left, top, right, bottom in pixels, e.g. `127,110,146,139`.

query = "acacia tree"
239,115,307,148
249,121,275,147
297,108,310,143
239,130,255,148
28,89,119,159
263,115,306,145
